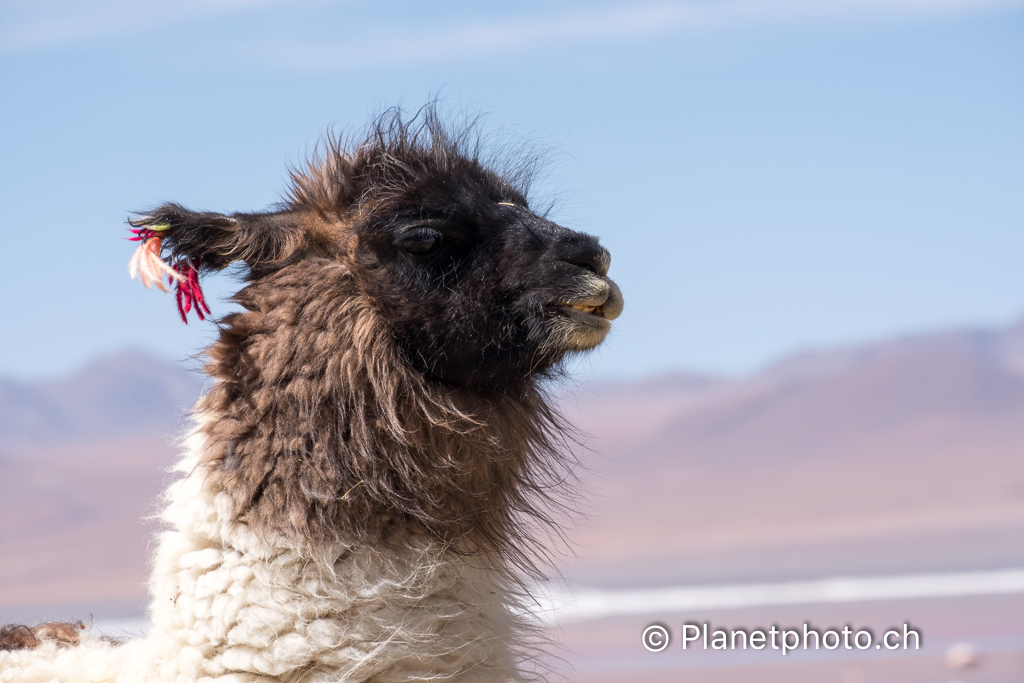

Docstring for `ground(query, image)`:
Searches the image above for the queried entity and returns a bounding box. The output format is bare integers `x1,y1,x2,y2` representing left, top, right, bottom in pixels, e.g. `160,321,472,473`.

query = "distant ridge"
0,350,206,448
560,317,1024,585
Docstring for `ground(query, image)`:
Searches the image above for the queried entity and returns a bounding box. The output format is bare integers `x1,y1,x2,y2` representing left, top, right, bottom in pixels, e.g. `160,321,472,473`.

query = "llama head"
131,108,622,390
128,108,623,563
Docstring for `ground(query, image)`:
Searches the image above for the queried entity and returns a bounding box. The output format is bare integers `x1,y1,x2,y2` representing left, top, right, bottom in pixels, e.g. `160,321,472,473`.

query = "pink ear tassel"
172,257,210,323
128,234,184,293
127,226,209,323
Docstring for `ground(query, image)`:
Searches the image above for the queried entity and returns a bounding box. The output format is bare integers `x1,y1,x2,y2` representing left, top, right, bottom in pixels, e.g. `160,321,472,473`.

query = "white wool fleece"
0,424,526,683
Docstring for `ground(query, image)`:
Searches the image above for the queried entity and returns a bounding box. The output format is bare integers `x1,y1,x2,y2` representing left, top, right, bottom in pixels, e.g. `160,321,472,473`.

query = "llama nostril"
560,247,610,278
575,261,598,275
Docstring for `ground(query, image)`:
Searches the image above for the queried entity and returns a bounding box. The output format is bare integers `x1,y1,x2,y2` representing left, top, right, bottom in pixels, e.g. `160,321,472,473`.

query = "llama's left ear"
127,203,304,322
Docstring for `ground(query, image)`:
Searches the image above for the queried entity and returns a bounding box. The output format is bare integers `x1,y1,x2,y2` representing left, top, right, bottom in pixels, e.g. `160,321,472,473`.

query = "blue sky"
1,0,1022,381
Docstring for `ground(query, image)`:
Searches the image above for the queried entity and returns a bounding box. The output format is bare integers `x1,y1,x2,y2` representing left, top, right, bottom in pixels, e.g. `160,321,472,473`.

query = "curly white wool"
0,423,523,683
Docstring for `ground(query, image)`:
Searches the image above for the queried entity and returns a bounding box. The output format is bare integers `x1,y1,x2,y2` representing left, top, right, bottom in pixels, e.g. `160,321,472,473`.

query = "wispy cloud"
262,0,1024,69
3,0,1021,58
0,0,282,52
270,4,705,69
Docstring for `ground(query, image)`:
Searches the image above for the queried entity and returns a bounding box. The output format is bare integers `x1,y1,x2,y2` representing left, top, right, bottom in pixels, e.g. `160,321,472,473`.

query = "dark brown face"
130,110,622,391
350,180,623,389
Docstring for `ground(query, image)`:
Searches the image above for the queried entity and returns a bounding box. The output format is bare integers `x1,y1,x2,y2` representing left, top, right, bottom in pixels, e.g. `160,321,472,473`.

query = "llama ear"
130,203,303,271
127,203,303,323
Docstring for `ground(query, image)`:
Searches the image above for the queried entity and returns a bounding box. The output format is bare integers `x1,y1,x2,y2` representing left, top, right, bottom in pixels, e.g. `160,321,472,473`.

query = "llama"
0,108,623,682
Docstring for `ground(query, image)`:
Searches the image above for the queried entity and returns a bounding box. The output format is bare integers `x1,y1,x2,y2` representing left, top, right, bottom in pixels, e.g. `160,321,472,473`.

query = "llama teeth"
569,304,600,316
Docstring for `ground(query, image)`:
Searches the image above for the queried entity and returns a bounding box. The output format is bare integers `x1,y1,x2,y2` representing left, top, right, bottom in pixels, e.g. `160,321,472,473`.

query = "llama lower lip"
549,304,613,352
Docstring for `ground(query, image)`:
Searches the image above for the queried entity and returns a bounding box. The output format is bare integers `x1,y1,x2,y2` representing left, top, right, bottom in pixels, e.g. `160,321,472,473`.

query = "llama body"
145,428,519,682
1,423,521,683
0,108,621,682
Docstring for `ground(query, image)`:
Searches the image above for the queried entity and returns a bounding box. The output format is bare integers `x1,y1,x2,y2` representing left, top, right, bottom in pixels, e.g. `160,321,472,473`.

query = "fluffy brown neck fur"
196,257,573,575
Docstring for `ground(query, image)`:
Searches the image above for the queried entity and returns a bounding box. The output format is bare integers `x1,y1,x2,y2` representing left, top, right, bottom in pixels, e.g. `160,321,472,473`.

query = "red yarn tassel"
171,258,210,324
128,226,162,242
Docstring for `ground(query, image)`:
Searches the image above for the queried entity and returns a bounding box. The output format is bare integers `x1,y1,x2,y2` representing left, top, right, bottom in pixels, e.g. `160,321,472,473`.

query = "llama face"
130,110,622,390
348,171,623,388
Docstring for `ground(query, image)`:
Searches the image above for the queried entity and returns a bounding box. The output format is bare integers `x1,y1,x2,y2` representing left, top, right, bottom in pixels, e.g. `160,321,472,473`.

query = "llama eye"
401,235,439,255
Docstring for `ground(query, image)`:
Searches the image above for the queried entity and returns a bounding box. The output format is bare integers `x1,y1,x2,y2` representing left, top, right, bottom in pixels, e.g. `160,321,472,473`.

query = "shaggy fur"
0,623,83,652
0,106,622,682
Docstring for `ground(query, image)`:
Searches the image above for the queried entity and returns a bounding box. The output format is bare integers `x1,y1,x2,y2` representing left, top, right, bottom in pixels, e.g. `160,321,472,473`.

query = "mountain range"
0,351,206,448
